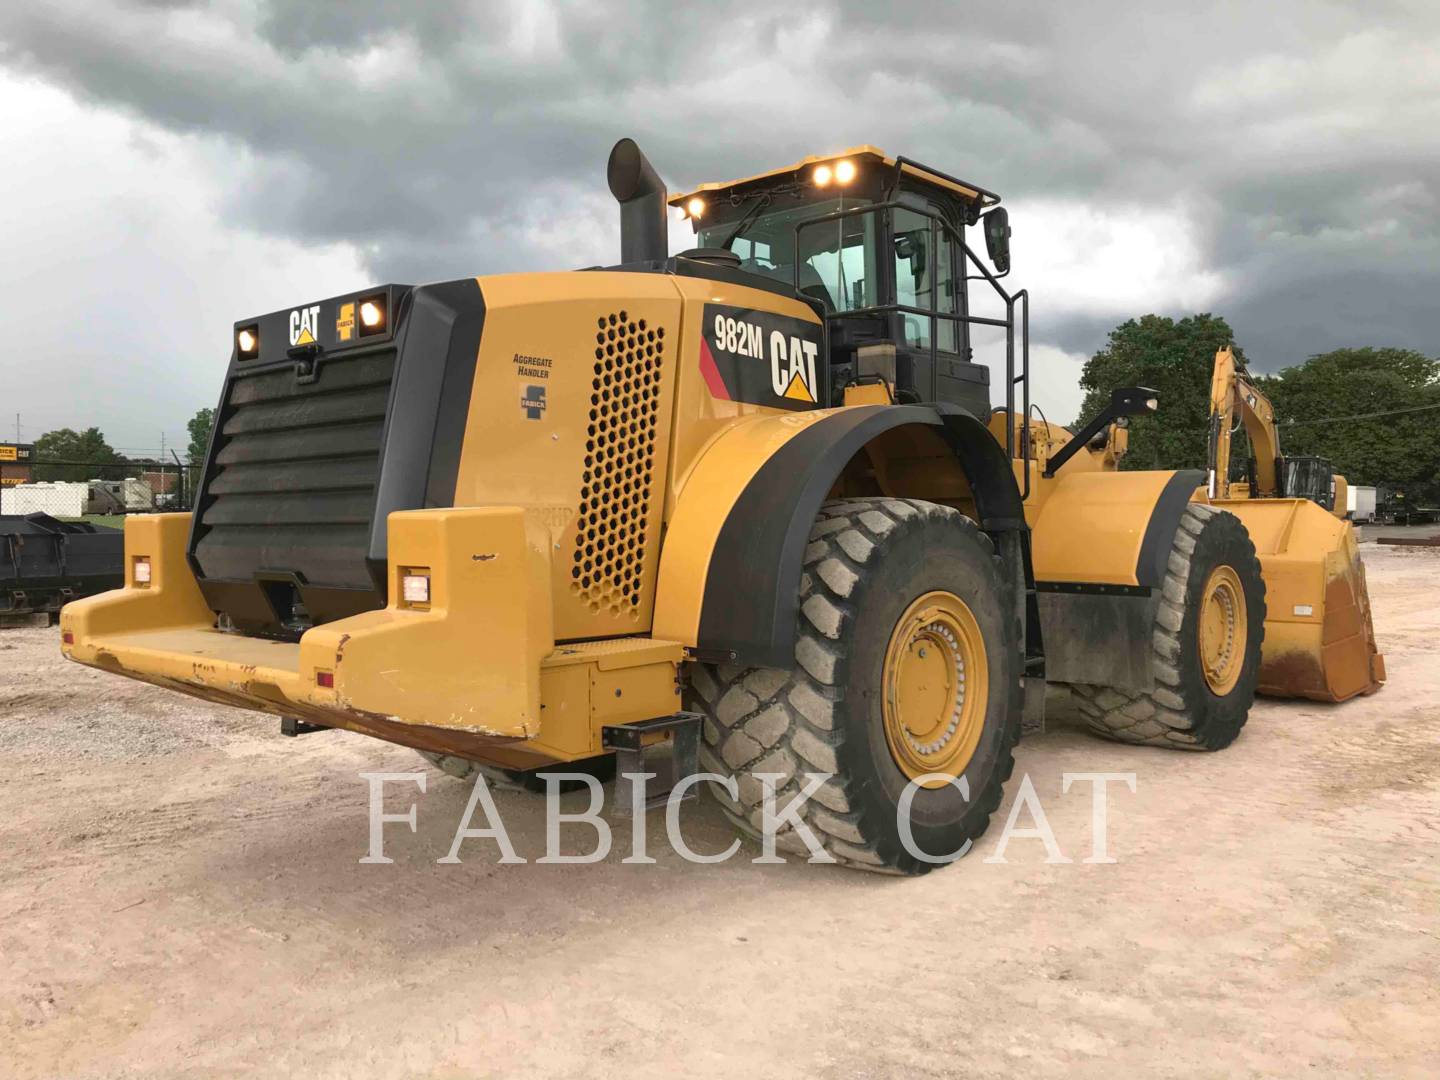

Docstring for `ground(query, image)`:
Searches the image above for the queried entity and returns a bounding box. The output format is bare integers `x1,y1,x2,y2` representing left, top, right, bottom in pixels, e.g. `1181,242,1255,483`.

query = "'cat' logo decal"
288,305,321,347
699,304,824,411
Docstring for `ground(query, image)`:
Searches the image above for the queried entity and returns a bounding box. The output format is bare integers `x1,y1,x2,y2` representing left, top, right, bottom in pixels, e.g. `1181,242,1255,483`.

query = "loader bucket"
1214,497,1384,703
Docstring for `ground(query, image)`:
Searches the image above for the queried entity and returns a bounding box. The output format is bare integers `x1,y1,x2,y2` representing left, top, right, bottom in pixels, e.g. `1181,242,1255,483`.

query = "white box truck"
1347,484,1377,523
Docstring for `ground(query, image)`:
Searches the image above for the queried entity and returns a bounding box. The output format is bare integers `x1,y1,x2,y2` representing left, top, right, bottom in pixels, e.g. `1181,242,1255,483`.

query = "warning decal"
699,303,825,411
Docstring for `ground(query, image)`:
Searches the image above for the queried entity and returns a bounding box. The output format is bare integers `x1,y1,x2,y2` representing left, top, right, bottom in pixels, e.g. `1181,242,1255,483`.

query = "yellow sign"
0,446,16,461
781,372,816,403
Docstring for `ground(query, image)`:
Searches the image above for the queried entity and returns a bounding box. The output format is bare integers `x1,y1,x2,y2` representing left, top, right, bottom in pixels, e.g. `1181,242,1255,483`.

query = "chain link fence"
0,460,198,519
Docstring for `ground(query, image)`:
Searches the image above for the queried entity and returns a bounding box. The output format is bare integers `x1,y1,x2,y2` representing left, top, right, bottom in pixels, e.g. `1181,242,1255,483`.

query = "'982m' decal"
699,303,825,410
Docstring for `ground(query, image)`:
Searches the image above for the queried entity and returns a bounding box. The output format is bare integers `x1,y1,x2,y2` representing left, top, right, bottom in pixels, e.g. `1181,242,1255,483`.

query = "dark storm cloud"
2,0,1437,369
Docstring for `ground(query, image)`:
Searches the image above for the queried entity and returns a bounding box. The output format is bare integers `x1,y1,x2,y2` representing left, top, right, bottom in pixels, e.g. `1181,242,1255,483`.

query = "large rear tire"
685,498,1022,874
1070,503,1265,750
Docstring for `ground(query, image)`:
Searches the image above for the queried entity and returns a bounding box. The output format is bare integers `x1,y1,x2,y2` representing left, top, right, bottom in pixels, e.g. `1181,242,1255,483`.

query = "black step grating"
193,350,396,590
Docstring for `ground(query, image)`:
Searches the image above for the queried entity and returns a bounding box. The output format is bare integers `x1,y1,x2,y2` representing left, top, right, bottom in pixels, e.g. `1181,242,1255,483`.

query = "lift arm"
1207,345,1281,500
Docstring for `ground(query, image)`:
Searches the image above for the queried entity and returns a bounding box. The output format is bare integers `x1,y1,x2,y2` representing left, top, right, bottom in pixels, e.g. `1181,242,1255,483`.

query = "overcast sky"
2,1,1437,453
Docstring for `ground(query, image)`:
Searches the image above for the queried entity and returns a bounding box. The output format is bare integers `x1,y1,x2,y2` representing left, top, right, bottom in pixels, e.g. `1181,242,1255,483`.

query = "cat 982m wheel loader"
62,139,1270,873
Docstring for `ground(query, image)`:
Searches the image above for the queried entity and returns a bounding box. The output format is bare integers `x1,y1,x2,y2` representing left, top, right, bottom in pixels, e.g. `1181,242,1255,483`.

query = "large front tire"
1071,503,1266,750
685,498,1022,875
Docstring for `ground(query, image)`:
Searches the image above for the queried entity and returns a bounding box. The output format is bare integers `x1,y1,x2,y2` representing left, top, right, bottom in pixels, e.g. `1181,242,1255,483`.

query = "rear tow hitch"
602,713,702,813
280,717,330,737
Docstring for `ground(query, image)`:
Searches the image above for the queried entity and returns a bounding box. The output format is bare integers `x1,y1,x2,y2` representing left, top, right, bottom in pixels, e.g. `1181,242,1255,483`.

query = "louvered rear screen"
193,350,395,590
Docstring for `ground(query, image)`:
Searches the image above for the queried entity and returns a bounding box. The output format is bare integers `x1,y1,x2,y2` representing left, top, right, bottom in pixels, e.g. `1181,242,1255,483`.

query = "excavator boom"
1207,346,1280,499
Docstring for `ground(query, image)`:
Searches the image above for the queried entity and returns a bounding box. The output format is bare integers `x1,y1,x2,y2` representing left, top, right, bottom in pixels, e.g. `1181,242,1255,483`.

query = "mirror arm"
1043,386,1158,478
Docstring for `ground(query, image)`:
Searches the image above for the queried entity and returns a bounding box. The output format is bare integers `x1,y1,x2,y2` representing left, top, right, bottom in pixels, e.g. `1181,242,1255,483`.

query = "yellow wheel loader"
62,140,1271,873
1201,346,1384,702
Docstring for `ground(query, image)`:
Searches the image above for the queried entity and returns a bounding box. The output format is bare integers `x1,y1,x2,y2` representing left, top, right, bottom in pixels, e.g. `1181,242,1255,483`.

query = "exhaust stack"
607,138,668,265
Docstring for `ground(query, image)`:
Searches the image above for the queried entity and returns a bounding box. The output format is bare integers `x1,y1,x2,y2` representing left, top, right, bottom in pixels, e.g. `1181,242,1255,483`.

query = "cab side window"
892,205,958,352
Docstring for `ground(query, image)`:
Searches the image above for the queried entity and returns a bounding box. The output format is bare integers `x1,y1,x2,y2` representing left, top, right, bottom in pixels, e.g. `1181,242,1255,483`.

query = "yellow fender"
654,403,1027,666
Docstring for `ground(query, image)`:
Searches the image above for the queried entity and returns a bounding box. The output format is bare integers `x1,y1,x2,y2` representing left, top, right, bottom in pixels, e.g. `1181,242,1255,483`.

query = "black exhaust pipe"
607,138,668,265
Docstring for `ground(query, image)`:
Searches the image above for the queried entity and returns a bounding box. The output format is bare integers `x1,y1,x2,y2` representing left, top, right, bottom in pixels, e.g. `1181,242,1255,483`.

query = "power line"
1277,401,1440,428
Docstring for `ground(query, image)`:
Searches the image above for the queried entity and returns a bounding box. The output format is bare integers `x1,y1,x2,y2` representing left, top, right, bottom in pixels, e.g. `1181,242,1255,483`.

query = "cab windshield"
696,197,879,313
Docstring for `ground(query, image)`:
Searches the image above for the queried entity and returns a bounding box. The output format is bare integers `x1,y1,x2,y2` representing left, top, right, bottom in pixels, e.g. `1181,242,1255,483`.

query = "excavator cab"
1279,455,1337,511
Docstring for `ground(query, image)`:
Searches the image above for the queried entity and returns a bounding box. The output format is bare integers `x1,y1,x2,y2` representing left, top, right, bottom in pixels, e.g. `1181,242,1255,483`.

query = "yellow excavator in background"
1204,345,1384,702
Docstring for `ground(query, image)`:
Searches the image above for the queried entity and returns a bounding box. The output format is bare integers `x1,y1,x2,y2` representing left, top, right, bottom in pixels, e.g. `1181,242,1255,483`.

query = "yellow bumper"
60,508,558,758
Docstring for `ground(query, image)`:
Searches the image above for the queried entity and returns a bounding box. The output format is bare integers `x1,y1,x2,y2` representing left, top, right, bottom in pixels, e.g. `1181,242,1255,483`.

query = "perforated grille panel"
572,310,665,616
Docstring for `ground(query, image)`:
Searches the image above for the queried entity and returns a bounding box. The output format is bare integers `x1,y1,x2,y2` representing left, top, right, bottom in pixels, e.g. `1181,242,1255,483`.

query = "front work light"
236,325,259,358
686,197,705,219
813,164,833,187
359,298,385,330
834,159,856,184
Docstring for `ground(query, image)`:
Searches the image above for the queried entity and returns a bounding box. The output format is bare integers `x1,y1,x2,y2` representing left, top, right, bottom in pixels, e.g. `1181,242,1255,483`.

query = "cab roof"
667,145,1000,208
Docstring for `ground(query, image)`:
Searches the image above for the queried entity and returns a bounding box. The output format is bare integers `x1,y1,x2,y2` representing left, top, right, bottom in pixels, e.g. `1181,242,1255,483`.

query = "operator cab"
1280,455,1337,511
671,147,1015,417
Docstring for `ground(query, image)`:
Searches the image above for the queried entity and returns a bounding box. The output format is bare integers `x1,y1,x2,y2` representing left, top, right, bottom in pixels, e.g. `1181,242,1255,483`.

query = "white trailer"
1347,484,1377,523
1,481,90,517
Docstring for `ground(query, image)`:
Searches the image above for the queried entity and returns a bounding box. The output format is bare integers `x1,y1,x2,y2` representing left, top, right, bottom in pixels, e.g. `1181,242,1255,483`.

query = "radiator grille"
193,350,395,590
572,311,664,616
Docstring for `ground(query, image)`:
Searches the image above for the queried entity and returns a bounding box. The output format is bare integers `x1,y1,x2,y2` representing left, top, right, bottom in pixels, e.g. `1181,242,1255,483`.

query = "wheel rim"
1198,565,1247,695
882,591,989,789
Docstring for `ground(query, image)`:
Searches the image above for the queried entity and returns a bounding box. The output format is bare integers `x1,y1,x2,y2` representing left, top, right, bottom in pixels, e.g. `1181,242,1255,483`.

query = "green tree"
187,407,216,465
32,427,124,482
1077,313,1241,470
1256,348,1440,502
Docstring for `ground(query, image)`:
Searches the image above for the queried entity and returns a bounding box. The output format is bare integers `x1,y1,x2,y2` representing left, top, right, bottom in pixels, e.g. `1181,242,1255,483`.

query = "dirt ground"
2,547,1437,1079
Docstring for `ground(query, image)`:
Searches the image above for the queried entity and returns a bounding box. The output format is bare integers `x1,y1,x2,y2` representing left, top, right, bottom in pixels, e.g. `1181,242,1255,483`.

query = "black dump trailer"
0,514,124,627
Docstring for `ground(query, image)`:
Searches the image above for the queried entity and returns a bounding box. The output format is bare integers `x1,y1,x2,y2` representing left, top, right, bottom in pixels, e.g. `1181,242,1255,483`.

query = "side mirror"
983,207,1011,273
893,233,927,280
1111,385,1159,417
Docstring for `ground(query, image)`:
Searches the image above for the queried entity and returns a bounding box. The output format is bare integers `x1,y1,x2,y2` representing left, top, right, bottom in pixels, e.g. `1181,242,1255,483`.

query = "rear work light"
236,324,260,359
358,293,387,335
133,557,152,586
400,571,431,607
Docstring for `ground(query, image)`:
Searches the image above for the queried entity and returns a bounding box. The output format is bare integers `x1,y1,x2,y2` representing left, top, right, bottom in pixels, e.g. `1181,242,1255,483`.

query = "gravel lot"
2,546,1437,1079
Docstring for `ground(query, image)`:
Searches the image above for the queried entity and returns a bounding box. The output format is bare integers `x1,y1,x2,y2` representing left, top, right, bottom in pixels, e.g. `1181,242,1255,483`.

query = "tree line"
1077,314,1440,502
26,409,215,484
